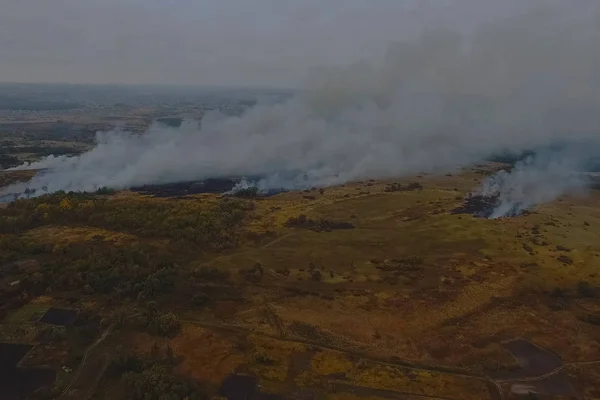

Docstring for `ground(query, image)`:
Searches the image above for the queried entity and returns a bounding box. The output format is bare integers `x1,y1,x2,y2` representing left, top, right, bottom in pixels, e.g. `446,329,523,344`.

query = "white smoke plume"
480,148,592,219
2,1,600,205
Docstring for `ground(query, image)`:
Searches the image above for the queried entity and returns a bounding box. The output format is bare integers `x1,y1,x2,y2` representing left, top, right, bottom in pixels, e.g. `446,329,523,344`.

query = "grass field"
4,303,49,324
3,166,600,399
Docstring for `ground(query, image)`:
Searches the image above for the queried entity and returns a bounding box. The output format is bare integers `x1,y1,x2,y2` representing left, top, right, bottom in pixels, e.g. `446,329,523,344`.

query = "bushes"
577,281,598,298
231,187,259,198
147,311,181,337
285,214,355,232
0,193,253,249
130,307,181,338
193,266,230,283
108,348,206,400
384,182,423,192
95,187,116,195
240,263,263,283
557,255,573,265
38,242,175,295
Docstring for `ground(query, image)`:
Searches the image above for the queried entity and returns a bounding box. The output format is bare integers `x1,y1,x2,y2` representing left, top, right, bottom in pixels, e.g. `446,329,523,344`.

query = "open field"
1,166,600,399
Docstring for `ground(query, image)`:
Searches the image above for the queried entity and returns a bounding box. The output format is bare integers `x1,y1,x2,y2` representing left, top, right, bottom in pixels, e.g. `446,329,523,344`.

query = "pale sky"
0,0,576,87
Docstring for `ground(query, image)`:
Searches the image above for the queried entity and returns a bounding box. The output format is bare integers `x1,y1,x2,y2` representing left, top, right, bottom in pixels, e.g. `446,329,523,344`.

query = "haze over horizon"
3,0,600,218
0,0,578,88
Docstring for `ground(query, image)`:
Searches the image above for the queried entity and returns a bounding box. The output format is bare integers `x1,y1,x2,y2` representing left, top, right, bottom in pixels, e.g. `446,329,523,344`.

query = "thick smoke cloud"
3,1,600,209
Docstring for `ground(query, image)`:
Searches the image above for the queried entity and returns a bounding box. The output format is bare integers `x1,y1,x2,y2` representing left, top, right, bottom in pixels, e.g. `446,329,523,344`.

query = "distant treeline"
1,145,79,157
0,145,80,168
0,100,82,111
486,149,536,165
155,117,183,128
0,154,20,169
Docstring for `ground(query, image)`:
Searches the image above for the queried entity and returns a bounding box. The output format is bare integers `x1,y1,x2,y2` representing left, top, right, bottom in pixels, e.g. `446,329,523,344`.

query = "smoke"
2,1,600,207
480,147,593,218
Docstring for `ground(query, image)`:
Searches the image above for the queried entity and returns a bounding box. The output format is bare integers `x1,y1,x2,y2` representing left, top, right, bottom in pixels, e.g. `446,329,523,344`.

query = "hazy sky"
0,0,576,87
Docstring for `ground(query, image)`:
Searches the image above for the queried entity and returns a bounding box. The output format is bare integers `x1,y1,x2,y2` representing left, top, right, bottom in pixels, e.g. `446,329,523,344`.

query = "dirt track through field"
180,319,584,400
56,324,113,400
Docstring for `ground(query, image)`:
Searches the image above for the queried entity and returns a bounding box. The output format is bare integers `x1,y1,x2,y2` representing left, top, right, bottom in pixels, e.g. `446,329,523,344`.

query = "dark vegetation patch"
577,281,599,298
384,182,423,192
372,257,425,281
106,345,206,400
240,263,264,283
451,194,501,218
0,154,20,169
131,179,237,197
548,281,600,311
487,150,536,165
287,321,347,347
155,117,183,127
124,306,181,337
0,97,82,111
285,214,355,232
231,187,259,198
557,255,574,265
193,266,231,284
0,193,255,319
0,192,252,247
579,314,600,325
39,307,78,326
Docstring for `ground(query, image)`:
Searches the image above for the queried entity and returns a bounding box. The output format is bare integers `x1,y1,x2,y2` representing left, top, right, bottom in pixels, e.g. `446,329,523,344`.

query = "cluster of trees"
122,303,182,337
231,187,259,198
1,145,78,158
0,192,253,249
0,191,257,322
0,234,46,264
107,346,206,400
0,99,82,111
22,241,178,298
0,154,20,169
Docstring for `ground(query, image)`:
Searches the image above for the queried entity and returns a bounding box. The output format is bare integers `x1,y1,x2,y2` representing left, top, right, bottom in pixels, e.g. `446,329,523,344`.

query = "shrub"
194,266,230,283
577,281,597,298
285,216,355,232
191,293,211,308
232,187,259,198
557,255,573,265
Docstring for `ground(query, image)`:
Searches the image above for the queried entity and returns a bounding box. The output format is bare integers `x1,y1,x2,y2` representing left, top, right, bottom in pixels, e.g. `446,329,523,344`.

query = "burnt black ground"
131,178,237,197
451,194,500,218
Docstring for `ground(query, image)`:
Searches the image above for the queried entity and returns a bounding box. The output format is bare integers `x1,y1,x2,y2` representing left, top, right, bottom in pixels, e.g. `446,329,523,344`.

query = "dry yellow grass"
7,166,600,399
188,169,600,378
246,334,307,382
170,326,245,385
24,225,136,246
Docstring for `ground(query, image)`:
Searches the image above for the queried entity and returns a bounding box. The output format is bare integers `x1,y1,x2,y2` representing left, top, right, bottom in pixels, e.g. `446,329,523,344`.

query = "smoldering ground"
2,1,600,217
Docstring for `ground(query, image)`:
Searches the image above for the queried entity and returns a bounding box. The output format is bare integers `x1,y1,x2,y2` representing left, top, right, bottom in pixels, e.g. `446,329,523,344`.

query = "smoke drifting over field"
480,148,593,218
3,1,600,216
